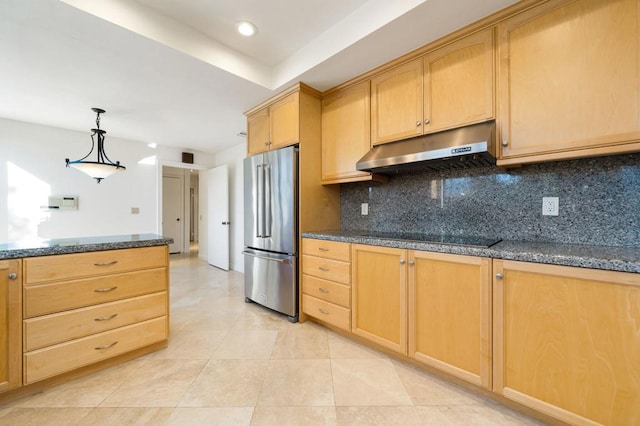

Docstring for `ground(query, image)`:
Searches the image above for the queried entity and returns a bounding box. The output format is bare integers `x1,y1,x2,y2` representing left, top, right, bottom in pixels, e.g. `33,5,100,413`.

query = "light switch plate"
361,203,369,215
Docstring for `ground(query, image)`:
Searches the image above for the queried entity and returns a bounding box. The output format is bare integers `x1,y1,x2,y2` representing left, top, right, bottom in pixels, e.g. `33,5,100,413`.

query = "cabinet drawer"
24,268,167,318
303,294,350,331
302,275,350,308
24,316,168,384
302,255,350,285
24,246,167,284
302,239,351,262
24,292,167,351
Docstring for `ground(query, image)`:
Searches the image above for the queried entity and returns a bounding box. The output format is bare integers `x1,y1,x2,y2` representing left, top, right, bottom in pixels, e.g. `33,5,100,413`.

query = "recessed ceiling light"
236,21,257,37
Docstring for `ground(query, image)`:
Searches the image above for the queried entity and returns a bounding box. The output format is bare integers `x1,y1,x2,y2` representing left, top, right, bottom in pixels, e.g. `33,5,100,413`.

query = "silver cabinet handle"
416,121,421,126
8,272,17,280
319,288,329,294
94,286,118,293
318,247,329,252
400,259,405,265
94,313,118,322
408,260,415,266
319,266,330,271
495,273,503,280
94,260,117,266
424,118,430,125
318,309,330,315
501,140,508,147
95,341,118,350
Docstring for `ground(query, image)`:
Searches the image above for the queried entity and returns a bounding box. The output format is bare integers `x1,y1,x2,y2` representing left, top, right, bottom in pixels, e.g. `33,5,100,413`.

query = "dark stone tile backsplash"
340,153,640,247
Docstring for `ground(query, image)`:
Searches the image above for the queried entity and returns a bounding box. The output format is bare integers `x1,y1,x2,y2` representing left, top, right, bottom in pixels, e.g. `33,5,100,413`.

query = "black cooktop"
364,232,501,248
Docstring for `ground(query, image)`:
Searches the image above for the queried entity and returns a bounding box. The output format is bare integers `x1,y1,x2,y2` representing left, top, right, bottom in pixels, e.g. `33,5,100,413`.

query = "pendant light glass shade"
65,108,125,183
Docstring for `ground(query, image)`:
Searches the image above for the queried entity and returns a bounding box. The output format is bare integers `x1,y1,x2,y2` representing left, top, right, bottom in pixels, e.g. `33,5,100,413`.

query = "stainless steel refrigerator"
242,145,298,321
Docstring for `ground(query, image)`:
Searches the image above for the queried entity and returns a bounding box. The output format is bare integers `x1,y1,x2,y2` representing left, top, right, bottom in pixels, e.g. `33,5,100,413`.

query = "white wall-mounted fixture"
542,197,559,216
236,21,257,37
47,196,78,210
65,108,126,183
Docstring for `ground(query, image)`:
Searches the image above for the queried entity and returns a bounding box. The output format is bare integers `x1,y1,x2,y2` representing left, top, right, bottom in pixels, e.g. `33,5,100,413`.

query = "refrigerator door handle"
264,164,272,238
256,164,264,238
242,251,291,264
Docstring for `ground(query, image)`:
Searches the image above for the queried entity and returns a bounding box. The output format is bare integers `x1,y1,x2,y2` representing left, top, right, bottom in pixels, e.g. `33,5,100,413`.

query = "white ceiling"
0,0,519,155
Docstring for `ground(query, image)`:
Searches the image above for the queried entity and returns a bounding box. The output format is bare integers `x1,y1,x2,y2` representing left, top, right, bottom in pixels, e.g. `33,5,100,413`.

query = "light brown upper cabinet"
247,91,300,156
321,81,373,184
497,0,640,166
371,28,495,145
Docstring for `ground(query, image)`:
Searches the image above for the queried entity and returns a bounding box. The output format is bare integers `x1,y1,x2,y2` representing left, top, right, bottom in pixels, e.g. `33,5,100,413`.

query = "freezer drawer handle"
242,251,291,264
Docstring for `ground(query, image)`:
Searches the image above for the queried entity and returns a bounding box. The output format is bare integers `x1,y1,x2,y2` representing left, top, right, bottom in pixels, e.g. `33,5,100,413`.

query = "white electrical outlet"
361,203,369,215
542,197,559,216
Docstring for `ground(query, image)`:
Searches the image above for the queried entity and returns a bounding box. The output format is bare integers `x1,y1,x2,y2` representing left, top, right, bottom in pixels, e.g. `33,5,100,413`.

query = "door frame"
157,160,207,254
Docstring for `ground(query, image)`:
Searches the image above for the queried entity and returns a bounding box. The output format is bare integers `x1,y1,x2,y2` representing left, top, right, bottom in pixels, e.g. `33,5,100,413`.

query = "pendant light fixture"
65,108,125,183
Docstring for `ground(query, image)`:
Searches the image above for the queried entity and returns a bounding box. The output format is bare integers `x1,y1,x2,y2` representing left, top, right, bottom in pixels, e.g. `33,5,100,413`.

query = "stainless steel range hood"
356,120,496,173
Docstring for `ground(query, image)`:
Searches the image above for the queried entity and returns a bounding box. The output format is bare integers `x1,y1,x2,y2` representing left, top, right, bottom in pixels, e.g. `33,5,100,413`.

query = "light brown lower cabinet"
493,259,640,426
0,260,22,393
352,245,407,355
408,251,491,388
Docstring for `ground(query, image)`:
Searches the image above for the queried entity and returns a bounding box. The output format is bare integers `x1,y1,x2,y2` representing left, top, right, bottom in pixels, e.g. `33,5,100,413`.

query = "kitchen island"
301,231,640,425
0,234,172,402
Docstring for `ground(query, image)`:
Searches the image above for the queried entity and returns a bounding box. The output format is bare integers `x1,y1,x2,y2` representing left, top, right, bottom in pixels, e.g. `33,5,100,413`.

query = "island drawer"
302,255,350,284
302,275,350,308
302,294,350,331
24,246,167,284
302,239,351,262
24,268,167,318
24,292,167,351
24,316,168,385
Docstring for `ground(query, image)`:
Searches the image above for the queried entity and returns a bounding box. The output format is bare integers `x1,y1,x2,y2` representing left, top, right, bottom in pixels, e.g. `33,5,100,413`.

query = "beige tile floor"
0,253,541,425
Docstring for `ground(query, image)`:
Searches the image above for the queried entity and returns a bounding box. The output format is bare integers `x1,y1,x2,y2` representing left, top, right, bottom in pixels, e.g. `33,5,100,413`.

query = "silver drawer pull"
8,272,17,280
95,341,118,350
319,288,329,294
319,266,330,272
94,313,118,322
318,309,330,315
94,260,118,266
318,248,329,252
94,286,118,293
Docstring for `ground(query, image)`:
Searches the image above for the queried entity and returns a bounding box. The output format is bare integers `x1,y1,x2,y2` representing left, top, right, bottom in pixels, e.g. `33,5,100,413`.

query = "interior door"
207,164,229,270
162,175,183,254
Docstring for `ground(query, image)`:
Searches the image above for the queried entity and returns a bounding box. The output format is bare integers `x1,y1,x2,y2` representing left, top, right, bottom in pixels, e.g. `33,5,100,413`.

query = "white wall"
0,117,214,243
199,142,245,272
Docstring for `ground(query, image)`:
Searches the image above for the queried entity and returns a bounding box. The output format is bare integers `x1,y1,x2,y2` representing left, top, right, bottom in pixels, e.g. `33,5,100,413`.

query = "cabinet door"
321,81,372,183
270,92,299,149
352,245,407,354
493,260,640,425
408,252,491,388
424,28,494,134
371,59,423,145
498,0,640,164
247,108,270,156
0,260,22,393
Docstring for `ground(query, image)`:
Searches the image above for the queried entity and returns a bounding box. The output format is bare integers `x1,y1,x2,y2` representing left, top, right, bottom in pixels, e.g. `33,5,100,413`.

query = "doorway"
162,166,200,255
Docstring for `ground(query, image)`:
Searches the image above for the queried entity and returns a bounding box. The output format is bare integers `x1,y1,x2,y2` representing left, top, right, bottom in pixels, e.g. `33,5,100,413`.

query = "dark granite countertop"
0,234,173,259
302,230,640,274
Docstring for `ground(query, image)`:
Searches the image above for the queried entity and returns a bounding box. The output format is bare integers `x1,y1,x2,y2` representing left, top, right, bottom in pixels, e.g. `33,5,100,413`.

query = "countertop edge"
302,232,640,274
0,234,173,260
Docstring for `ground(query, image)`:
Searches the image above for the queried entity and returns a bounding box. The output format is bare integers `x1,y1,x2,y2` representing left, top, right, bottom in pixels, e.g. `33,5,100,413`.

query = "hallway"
0,254,539,425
